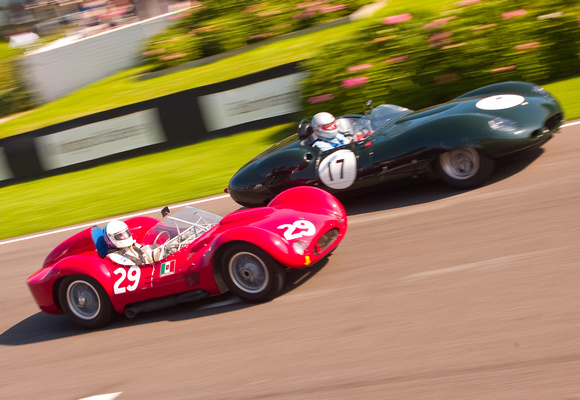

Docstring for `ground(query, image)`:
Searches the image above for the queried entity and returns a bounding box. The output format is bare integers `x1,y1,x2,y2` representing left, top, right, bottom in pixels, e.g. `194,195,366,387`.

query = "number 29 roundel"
318,149,357,189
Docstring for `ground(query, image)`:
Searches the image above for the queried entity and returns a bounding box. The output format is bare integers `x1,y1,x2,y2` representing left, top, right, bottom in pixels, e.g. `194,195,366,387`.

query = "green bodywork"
229,81,564,207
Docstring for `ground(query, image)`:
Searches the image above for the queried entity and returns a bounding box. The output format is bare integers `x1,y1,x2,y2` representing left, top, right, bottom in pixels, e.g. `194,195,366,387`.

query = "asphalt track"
1,122,579,400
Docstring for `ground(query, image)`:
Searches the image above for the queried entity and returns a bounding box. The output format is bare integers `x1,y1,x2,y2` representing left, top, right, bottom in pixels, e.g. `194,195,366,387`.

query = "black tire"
221,243,285,302
437,147,495,189
58,275,113,329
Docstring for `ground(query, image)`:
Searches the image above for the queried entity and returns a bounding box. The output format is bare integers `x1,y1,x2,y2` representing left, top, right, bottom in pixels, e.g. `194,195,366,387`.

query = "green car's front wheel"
437,147,495,189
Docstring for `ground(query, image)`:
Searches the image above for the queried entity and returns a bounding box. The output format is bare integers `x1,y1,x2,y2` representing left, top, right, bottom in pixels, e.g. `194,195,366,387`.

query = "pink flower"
155,38,177,44
502,9,527,19
191,26,213,34
320,5,346,13
347,63,372,72
429,32,453,47
473,23,497,30
431,40,452,47
243,5,263,13
142,48,165,56
297,1,324,9
383,13,412,25
423,16,456,30
293,11,315,19
538,12,564,20
167,13,190,20
258,10,281,17
249,33,272,40
341,77,369,88
515,42,540,51
372,35,397,43
308,94,334,104
429,32,452,41
159,53,187,61
384,55,408,63
456,0,480,5
269,24,292,31
492,65,516,73
434,73,459,84
442,42,466,50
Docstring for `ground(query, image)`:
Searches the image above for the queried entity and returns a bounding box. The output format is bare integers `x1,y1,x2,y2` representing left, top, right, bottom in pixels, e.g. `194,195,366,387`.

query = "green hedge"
0,44,34,118
142,0,374,71
301,0,580,117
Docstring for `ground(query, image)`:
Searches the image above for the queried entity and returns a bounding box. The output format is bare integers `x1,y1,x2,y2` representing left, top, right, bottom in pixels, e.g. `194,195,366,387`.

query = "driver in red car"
104,220,160,266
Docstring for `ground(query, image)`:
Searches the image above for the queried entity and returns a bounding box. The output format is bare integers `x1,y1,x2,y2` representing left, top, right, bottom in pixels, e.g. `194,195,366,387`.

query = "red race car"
27,187,347,329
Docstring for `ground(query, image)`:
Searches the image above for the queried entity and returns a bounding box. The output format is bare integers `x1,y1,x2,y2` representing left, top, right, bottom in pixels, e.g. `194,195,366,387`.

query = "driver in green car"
310,112,354,151
310,111,371,151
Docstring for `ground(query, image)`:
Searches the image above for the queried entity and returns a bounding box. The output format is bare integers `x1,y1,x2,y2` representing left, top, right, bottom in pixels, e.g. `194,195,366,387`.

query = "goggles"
322,122,337,131
114,229,132,241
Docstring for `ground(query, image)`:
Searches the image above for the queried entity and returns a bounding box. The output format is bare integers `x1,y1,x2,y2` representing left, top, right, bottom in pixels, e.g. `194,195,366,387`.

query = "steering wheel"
354,128,373,141
153,230,182,259
153,231,170,246
360,127,373,137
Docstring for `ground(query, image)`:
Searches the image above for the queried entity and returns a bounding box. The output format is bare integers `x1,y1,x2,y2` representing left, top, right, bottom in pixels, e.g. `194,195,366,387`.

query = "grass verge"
1,0,579,240
0,21,365,138
1,124,292,240
1,74,578,241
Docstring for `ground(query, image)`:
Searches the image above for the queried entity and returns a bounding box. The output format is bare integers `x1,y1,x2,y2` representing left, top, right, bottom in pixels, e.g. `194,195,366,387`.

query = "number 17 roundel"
317,149,357,190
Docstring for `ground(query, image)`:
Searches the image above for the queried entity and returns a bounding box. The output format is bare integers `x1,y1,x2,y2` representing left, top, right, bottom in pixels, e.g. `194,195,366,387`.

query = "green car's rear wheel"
437,147,495,189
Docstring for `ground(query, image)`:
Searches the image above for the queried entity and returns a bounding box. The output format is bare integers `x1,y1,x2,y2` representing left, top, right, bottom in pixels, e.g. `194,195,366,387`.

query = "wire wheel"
221,244,284,301
439,147,480,180
229,252,269,294
66,280,102,320
437,147,495,189
59,276,113,329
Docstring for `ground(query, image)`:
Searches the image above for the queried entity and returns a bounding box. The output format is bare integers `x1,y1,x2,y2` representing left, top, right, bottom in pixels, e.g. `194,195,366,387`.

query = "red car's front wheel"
58,275,113,329
221,244,284,302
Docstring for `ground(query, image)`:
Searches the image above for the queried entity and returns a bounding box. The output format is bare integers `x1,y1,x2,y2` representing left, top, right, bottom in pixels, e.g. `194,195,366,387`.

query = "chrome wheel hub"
440,147,480,180
229,252,269,294
67,280,101,320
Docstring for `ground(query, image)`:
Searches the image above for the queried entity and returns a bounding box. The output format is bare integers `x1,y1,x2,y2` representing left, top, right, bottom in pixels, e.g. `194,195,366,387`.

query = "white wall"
0,0,13,26
18,14,174,104
198,73,307,132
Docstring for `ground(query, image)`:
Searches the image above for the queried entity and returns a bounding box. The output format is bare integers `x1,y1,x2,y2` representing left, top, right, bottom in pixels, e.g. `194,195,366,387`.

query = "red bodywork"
26,187,347,316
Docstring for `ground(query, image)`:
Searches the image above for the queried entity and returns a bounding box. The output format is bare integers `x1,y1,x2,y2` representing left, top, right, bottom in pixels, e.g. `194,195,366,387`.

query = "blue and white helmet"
312,112,339,140
104,220,134,249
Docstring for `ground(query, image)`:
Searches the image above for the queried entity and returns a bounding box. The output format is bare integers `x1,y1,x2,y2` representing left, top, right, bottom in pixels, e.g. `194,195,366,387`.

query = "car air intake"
544,113,564,133
315,228,340,255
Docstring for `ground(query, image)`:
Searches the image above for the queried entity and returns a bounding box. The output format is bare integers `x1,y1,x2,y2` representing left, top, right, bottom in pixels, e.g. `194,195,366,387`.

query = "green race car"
228,81,564,207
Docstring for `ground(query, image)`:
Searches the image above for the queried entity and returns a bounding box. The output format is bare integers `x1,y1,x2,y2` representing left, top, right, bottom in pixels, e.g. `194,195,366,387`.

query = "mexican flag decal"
160,260,175,277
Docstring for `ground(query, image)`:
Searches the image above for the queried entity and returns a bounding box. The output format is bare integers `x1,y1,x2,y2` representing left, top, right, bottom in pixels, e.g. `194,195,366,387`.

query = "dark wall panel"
0,62,303,186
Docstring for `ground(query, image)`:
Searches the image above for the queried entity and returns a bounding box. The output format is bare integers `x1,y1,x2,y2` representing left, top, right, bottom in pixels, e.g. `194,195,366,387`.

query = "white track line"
402,245,576,281
79,393,122,400
196,297,241,310
0,194,229,246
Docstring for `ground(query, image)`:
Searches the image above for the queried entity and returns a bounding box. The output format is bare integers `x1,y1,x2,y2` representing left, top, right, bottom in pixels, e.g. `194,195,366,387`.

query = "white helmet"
104,220,134,249
312,112,339,140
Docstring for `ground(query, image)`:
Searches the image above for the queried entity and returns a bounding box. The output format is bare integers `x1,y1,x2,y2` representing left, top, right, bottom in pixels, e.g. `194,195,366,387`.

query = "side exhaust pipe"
125,290,210,318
